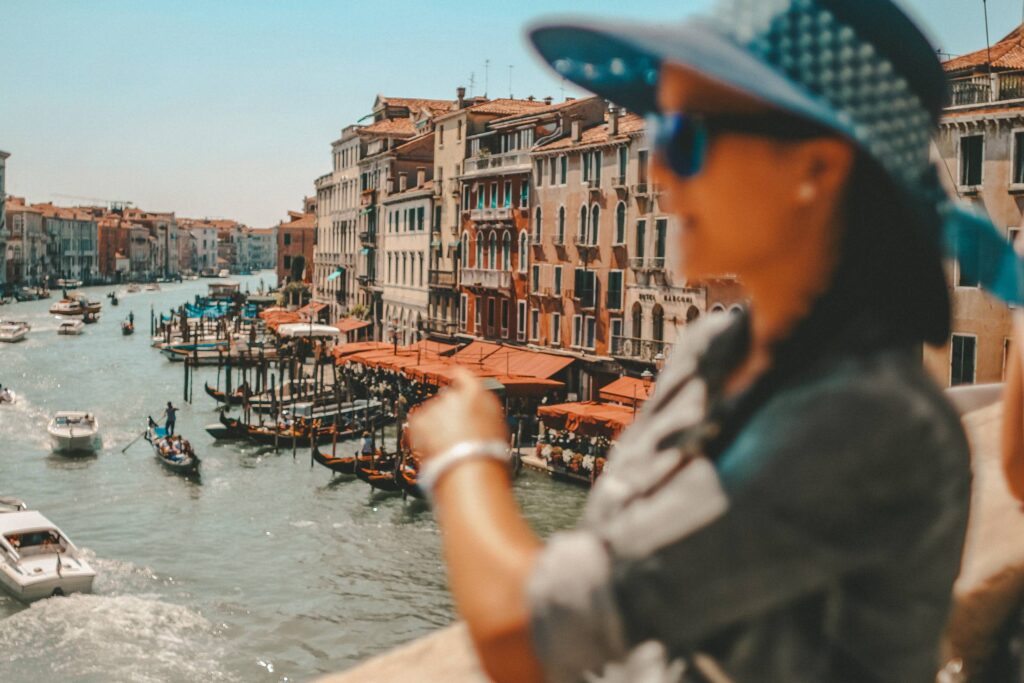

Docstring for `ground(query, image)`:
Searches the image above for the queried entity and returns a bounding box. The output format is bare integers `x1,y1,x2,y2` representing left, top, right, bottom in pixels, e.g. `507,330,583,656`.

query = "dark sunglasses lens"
665,116,703,178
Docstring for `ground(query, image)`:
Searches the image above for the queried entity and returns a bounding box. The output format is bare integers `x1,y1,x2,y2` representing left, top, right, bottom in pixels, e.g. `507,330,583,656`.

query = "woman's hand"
409,368,509,463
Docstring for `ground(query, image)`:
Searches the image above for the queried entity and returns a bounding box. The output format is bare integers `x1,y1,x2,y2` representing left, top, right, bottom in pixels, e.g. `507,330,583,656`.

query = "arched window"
631,302,643,339
686,305,701,323
578,205,588,243
729,305,745,315
589,204,601,246
502,231,512,270
557,206,566,244
615,202,627,245
652,304,664,342
461,232,469,270
488,232,497,270
476,234,483,268
711,304,726,313
518,231,528,272
533,206,542,242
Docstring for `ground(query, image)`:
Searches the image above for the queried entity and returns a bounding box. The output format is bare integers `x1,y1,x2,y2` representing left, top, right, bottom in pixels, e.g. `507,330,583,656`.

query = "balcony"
530,232,542,246
360,189,377,206
949,71,1024,107
424,317,458,335
356,274,375,287
358,229,377,245
461,151,533,178
428,269,457,289
629,257,666,272
586,178,602,197
612,175,628,189
611,336,674,363
468,206,517,223
460,268,510,290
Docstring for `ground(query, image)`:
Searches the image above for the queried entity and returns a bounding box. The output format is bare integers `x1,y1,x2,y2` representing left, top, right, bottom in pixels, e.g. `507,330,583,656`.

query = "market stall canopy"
259,307,302,330
334,317,370,334
598,376,655,406
276,323,341,339
453,341,574,379
537,401,635,437
296,302,328,320
333,341,392,362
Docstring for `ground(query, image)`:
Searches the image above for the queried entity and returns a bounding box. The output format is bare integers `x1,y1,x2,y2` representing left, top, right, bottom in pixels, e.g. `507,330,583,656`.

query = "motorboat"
126,284,142,294
57,320,85,335
0,320,30,343
144,420,200,476
0,388,16,405
49,299,84,316
217,269,230,278
68,293,101,314
144,283,161,291
55,278,82,289
0,504,96,602
47,412,101,453
82,311,100,325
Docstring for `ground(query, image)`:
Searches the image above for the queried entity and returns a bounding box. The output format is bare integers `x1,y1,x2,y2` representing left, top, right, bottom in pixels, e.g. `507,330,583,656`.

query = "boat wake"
0,594,237,683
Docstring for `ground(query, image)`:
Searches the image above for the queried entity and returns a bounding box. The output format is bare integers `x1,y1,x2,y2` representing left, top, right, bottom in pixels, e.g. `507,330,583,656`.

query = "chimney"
457,86,466,108
543,96,553,105
399,173,408,192
416,167,426,187
608,104,619,136
527,95,535,101
571,119,581,142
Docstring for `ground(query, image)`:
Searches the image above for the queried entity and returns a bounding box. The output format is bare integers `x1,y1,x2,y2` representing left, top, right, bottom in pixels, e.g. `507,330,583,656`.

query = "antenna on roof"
469,72,476,97
508,64,514,99
983,0,993,76
485,59,490,98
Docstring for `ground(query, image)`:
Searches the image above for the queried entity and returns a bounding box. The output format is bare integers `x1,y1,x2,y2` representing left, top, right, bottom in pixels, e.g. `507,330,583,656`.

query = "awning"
326,267,346,282
598,376,654,406
537,402,636,437
334,317,370,333
453,341,575,379
296,302,327,317
360,248,370,255
333,341,392,361
276,323,340,339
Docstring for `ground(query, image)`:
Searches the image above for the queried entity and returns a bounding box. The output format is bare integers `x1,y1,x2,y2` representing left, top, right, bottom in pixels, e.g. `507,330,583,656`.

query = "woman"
410,1,972,681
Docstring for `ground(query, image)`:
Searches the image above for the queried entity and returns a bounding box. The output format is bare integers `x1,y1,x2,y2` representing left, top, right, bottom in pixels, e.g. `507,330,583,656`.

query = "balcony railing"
611,336,674,363
611,175,628,188
356,274,375,286
358,230,377,244
632,182,650,196
468,206,516,222
428,269,457,288
424,317,458,335
460,268,511,289
462,151,533,178
629,257,666,272
949,71,1024,107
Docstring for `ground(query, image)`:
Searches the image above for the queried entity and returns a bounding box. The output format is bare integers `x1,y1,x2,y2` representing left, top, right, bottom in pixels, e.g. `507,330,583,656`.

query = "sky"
2,0,1023,227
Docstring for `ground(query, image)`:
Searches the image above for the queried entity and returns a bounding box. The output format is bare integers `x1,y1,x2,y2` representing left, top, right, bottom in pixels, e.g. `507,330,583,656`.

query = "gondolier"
164,401,178,436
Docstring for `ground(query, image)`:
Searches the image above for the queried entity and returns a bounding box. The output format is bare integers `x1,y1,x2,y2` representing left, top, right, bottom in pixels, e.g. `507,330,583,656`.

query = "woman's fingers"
409,371,509,461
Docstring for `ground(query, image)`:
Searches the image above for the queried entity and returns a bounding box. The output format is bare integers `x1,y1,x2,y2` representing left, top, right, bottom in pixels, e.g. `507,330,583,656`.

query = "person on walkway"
410,2,977,681
164,401,178,436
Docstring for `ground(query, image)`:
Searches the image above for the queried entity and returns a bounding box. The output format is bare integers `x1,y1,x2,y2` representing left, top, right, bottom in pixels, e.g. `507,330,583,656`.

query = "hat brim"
527,17,853,139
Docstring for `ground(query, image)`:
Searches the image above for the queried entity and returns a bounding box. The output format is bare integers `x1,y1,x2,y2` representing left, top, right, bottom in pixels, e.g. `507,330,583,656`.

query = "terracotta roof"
378,97,455,115
534,113,645,152
280,211,315,229
468,98,550,116
489,96,600,125
362,118,418,136
944,25,1024,72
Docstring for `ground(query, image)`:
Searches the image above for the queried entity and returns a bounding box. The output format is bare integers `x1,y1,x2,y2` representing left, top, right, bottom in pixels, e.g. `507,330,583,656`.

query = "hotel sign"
638,291,701,306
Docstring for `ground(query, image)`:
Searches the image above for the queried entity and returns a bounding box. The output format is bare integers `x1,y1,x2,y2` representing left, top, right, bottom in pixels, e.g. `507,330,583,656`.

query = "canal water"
0,272,588,683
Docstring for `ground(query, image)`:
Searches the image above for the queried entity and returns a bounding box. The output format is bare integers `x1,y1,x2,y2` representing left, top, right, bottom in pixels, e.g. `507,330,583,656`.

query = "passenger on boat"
5,534,20,548
359,431,373,457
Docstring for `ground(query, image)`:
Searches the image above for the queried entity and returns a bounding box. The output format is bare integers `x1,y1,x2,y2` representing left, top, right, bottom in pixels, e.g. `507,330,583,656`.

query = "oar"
121,416,161,453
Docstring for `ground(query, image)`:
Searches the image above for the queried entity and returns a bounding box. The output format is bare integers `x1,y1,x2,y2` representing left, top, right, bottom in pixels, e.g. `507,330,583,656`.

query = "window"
960,134,983,187
589,204,600,245
610,318,623,343
607,270,623,310
560,155,568,184
461,232,469,269
530,308,540,341
457,120,463,141
652,305,665,342
554,266,562,295
439,124,445,145
614,202,627,244
655,218,667,259
520,179,529,208
575,268,597,308
572,315,583,347
552,312,562,345
635,219,647,259
578,205,589,243
284,233,292,246
631,302,643,338
463,187,471,211
584,316,596,350
531,264,541,293
549,157,557,185
488,233,497,269
475,298,482,332
518,231,528,272
582,152,591,183
593,150,602,185
487,298,496,329
638,150,649,184
417,207,425,231
517,300,527,341
501,300,510,337
476,236,483,268
956,230,981,288
490,182,498,208
617,146,628,181
477,186,484,210
557,206,566,244
502,231,512,270
284,255,292,269
536,160,545,187
503,181,512,208
533,207,542,242
951,334,977,386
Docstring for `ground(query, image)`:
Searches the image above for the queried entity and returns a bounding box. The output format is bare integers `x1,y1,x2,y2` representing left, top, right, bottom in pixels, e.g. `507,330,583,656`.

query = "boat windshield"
5,529,63,552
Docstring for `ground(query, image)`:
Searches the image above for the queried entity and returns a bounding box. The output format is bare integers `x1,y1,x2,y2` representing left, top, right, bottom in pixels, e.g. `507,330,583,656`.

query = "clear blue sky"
1,0,1021,227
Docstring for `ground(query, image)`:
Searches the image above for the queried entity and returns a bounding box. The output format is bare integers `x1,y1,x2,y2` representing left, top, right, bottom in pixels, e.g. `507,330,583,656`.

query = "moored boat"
0,504,96,602
47,412,101,453
49,299,84,316
144,283,160,291
356,454,402,493
57,320,85,335
0,320,30,343
203,381,249,406
144,420,200,476
397,456,424,500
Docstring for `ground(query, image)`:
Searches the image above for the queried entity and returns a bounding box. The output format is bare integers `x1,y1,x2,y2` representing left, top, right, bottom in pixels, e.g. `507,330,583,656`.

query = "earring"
797,183,817,203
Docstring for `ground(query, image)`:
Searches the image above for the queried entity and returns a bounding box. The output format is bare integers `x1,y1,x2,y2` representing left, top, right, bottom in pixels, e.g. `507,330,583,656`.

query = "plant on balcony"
350,303,369,320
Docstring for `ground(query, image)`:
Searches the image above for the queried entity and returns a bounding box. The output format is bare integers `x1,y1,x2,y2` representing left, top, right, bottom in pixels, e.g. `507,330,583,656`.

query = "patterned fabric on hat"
709,0,934,193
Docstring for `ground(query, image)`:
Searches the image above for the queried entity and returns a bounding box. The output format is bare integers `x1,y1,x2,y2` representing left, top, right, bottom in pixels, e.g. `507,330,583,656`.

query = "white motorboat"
55,278,82,289
57,320,85,335
125,284,141,293
144,283,160,291
217,269,230,278
0,320,30,343
0,388,16,405
47,412,101,453
68,292,101,314
0,504,96,602
49,299,84,316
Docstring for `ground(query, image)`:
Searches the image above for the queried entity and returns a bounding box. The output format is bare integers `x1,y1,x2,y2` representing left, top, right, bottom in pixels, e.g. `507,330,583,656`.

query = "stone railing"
462,151,532,178
611,335,674,363
460,268,510,290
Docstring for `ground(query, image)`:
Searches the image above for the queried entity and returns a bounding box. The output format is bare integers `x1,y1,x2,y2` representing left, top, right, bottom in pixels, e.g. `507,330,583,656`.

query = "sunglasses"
647,112,829,179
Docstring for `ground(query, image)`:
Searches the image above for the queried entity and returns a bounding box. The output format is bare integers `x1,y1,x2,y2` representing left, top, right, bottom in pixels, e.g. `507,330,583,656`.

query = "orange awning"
452,341,574,379
333,341,392,362
598,376,654,406
334,317,371,333
537,402,635,437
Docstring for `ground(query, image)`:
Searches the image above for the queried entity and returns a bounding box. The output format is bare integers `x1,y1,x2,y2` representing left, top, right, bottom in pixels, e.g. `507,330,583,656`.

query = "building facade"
0,151,8,288
5,198,46,285
276,207,316,285
382,171,433,344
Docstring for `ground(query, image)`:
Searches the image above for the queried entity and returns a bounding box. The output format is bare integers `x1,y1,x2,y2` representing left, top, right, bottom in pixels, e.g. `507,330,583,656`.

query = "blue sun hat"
527,0,1024,306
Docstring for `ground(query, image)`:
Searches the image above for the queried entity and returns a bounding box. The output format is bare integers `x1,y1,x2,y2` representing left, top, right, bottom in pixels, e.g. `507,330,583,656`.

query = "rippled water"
0,273,588,682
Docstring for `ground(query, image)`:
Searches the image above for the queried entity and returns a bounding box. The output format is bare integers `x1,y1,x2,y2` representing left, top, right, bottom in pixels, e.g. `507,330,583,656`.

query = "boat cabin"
208,282,241,300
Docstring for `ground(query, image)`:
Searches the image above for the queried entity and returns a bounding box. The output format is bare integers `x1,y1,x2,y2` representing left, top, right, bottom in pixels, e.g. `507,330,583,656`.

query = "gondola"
121,321,134,336
356,455,402,493
203,382,249,406
396,456,425,500
311,441,358,475
144,419,200,476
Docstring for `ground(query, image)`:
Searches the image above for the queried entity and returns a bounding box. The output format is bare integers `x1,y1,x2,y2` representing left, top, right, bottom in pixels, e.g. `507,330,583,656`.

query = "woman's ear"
792,138,856,205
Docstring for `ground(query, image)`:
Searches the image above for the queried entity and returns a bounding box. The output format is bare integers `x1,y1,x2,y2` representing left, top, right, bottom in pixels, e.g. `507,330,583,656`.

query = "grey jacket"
527,313,971,683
